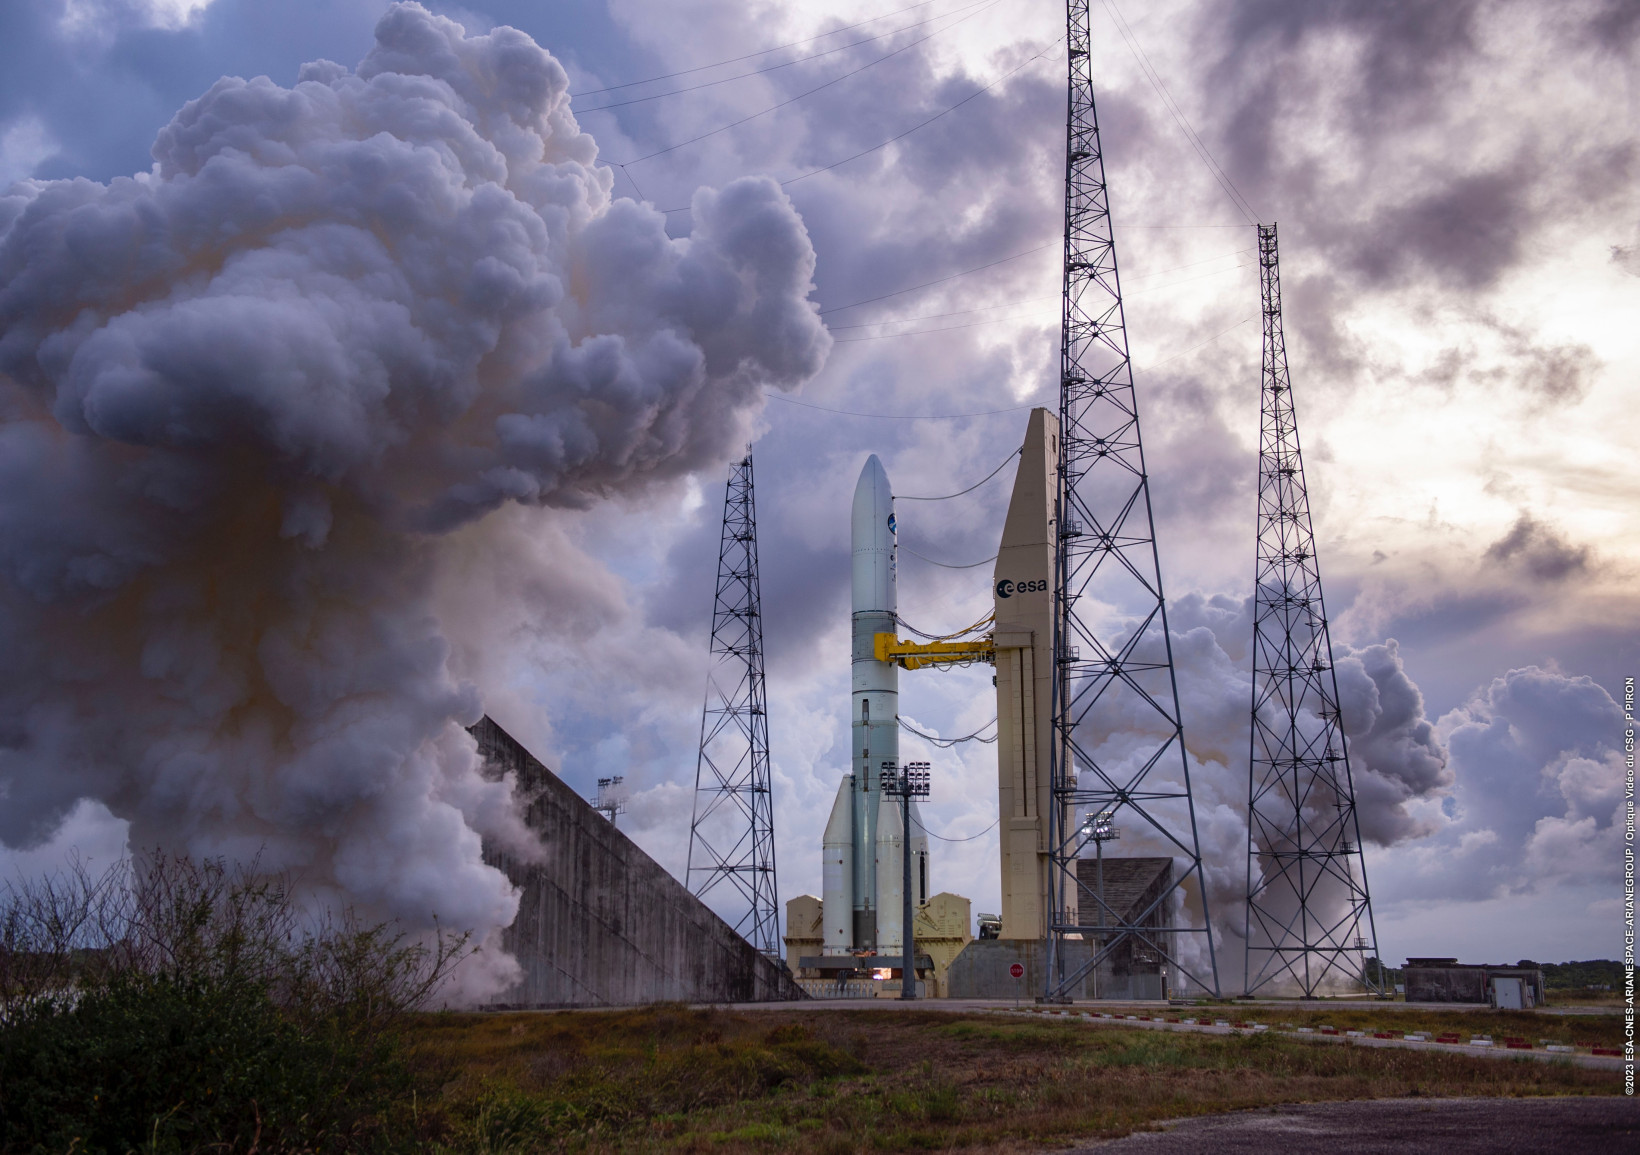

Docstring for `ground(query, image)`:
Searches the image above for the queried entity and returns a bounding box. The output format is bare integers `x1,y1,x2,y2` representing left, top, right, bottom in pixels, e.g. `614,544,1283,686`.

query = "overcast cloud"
0,0,1635,980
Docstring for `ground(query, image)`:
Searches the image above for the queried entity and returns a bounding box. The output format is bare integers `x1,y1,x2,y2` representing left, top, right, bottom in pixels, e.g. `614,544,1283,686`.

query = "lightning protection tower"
687,452,780,956
1047,0,1219,1000
1243,223,1381,997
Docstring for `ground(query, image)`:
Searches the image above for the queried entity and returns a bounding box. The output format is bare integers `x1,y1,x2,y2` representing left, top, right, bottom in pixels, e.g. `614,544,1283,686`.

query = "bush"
0,853,467,1153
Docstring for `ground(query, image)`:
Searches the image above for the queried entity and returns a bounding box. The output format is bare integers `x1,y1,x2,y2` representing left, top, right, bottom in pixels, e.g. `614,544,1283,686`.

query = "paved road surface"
1063,1097,1639,1154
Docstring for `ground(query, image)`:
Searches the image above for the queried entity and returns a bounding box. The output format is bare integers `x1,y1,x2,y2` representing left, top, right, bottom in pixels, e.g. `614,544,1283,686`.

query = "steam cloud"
1113,594,1451,991
0,3,828,992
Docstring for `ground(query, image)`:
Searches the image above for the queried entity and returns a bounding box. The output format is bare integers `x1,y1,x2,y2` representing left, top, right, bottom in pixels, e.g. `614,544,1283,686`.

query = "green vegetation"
399,1005,1621,1153
0,861,1622,1155
0,854,465,1154
1541,960,1623,991
1363,956,1402,989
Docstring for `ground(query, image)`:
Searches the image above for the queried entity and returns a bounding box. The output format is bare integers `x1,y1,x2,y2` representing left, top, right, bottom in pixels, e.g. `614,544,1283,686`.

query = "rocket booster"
850,454,899,950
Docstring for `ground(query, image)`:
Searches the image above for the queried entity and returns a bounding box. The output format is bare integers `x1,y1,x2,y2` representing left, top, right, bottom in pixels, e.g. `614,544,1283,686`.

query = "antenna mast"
1046,0,1220,1000
687,452,780,956
1244,223,1382,996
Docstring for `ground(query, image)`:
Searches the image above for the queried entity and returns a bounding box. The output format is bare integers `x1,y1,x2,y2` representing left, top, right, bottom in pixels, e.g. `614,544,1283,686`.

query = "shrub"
0,853,467,1153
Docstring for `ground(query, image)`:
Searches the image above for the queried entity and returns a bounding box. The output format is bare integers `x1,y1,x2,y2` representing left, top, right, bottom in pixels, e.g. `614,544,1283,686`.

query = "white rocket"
822,455,928,957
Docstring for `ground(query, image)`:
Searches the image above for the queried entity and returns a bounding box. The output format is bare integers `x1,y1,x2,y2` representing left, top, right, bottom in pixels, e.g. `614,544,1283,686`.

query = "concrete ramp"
473,716,805,1007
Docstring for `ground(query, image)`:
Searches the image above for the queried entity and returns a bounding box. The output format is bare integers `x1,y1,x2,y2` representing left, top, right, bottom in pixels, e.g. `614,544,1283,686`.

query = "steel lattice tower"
1046,0,1219,1000
1243,223,1381,996
687,452,780,956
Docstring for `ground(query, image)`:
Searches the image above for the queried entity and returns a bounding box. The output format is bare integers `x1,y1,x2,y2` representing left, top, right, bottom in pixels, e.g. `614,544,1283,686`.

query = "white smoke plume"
1113,594,1451,992
0,3,828,995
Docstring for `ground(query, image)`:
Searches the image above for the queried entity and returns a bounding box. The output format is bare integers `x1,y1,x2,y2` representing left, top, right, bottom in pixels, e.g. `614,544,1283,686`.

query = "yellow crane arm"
874,632,996,670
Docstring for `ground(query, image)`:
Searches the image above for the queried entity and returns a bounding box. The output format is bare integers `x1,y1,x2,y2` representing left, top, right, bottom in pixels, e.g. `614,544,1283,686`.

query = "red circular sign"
1009,962,1025,979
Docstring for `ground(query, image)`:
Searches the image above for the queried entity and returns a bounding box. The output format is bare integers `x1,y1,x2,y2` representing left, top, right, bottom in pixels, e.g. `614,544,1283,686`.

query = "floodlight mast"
884,760,930,999
1045,0,1220,1001
1243,223,1383,997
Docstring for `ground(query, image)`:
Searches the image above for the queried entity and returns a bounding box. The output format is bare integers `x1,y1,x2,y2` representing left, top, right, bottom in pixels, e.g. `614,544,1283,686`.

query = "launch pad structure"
479,1,1389,1011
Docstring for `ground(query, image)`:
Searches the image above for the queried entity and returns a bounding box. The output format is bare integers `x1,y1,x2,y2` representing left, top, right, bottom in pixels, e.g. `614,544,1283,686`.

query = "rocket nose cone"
852,455,894,533
852,454,896,613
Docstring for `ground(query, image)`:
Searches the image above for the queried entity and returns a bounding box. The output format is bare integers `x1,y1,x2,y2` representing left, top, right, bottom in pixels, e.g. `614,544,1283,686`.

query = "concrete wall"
945,938,1098,1000
1405,966,1488,1003
473,717,806,1007
1405,962,1547,1006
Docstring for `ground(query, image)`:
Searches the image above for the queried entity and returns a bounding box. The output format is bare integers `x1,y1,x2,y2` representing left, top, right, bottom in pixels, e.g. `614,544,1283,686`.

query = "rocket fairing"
850,455,899,951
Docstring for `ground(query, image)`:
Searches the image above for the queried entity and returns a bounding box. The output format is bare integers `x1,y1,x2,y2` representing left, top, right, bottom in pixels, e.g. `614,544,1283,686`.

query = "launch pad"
784,406,1182,1001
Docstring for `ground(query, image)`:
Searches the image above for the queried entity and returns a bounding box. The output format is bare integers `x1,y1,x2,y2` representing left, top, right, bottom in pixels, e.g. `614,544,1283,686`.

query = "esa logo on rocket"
996,578,1048,598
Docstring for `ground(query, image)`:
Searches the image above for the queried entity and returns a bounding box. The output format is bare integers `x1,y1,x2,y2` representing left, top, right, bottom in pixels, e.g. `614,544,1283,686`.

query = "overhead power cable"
895,447,1021,501
832,249,1246,333
1126,247,1255,281
900,716,999,746
571,0,942,97
1119,223,1248,229
653,37,1061,214
819,241,1059,315
832,267,1255,343
1125,259,1254,298
577,0,992,113
914,816,1000,842
780,36,1062,188
833,270,1254,343
1141,316,1255,369
827,294,1059,331
763,393,1041,420
832,310,1050,343
1099,0,1258,224
619,0,1004,166
899,545,998,569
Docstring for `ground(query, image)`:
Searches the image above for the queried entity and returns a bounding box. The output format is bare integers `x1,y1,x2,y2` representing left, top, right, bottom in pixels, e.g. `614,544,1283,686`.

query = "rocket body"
850,455,899,952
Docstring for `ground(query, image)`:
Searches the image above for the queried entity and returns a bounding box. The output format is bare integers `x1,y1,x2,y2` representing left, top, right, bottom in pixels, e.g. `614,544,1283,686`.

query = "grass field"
401,1005,1623,1153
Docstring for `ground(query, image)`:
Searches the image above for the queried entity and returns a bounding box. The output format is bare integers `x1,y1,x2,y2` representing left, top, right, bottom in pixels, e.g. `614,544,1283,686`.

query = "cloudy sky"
0,0,1634,988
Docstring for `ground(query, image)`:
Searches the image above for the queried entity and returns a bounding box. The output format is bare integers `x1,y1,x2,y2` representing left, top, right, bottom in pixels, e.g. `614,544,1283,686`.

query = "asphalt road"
1063,1097,1640,1154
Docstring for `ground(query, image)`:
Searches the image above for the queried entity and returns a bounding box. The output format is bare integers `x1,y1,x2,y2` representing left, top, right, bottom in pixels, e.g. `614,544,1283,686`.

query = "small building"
1404,958,1548,1008
784,891,972,997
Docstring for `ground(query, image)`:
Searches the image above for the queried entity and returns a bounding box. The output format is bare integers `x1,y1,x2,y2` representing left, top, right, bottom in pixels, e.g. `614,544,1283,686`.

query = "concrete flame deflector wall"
473,716,806,1007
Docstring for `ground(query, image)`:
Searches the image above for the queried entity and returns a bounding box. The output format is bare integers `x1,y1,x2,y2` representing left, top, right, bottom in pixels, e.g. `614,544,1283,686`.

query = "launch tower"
1243,223,1382,996
1046,0,1219,999
687,452,780,957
